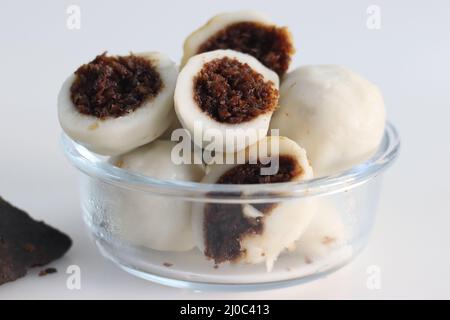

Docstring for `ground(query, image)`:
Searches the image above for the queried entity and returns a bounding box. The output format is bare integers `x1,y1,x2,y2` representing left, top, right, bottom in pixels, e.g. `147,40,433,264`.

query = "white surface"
0,0,449,299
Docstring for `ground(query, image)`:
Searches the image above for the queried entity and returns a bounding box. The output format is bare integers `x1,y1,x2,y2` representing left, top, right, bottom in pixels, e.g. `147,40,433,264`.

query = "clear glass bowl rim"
61,121,400,202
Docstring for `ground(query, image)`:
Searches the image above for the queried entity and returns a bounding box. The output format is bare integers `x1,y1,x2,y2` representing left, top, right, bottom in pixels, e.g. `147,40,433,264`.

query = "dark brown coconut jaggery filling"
193,57,278,124
197,22,294,77
203,155,303,264
70,53,162,119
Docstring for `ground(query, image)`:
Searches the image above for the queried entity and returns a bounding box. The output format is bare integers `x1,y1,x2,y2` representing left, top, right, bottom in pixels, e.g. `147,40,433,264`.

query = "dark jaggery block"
0,197,72,285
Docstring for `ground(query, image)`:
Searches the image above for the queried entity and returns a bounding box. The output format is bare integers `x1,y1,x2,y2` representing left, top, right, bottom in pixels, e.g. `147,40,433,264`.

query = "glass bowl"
61,122,400,290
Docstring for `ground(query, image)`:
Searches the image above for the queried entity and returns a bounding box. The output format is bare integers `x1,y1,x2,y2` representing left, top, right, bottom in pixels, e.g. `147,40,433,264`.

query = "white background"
0,0,449,299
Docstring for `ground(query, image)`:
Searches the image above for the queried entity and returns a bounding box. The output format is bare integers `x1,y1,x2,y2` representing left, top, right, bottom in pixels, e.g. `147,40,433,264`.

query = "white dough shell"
58,52,178,155
108,140,204,251
270,65,386,177
294,200,348,263
181,11,273,67
175,49,279,153
192,136,317,271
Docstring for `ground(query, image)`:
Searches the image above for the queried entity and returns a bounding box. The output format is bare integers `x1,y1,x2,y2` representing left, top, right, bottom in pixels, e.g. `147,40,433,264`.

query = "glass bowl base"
94,235,358,291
